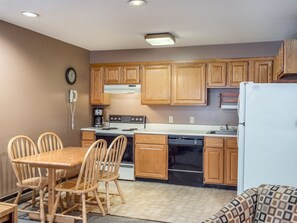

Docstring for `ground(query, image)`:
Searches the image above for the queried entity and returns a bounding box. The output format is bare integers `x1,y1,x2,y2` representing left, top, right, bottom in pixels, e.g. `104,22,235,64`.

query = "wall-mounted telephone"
69,90,78,103
69,90,77,130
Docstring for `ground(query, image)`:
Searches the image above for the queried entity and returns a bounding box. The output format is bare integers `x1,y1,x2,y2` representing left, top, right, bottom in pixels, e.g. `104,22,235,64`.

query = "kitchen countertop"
81,124,237,137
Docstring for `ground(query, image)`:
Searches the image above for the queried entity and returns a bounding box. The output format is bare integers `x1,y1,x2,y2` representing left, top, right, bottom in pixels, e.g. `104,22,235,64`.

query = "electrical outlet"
169,116,173,123
190,117,195,124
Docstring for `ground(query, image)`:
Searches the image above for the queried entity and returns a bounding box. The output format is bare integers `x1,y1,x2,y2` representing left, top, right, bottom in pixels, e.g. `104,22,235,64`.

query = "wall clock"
65,67,77,85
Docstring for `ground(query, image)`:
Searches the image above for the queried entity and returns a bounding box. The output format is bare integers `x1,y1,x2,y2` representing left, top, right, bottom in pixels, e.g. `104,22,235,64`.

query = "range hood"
104,84,141,94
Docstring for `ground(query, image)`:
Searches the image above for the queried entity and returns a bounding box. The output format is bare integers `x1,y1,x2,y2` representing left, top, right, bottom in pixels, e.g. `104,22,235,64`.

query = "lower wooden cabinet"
135,134,168,180
81,131,95,148
204,137,238,186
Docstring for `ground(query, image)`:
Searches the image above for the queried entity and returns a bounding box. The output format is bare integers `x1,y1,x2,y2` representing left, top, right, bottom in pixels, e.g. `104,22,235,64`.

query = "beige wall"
91,41,280,125
0,21,91,198
104,88,239,125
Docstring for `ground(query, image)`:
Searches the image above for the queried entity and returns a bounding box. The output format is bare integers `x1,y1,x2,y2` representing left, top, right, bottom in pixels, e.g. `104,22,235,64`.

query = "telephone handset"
69,90,78,102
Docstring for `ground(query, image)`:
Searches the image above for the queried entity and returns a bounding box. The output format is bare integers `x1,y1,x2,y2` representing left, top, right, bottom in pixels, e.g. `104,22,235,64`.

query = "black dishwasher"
168,135,204,187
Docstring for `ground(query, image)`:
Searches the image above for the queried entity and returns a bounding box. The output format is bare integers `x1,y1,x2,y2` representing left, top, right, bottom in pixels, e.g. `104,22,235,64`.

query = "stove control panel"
109,115,146,124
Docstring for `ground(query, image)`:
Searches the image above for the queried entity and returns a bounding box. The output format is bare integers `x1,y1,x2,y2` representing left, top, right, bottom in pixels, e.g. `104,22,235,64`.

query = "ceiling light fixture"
128,0,147,6
145,33,176,46
21,11,39,17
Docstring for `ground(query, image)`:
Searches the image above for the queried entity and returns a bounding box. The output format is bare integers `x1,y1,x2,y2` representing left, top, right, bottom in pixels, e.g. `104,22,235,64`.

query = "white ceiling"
1,0,297,51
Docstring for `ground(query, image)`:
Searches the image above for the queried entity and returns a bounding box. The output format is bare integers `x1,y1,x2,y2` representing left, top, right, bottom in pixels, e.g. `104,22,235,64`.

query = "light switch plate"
190,117,195,124
169,116,173,123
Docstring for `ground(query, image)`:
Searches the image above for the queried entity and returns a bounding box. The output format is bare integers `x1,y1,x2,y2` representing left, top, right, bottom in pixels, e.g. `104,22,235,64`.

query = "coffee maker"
93,108,104,127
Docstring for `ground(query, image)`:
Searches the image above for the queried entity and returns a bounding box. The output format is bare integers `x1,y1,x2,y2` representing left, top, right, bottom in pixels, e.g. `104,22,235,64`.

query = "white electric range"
95,114,146,180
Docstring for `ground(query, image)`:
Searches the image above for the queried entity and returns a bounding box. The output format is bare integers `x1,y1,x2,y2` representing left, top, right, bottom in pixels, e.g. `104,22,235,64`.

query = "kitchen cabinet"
90,67,110,105
135,134,168,180
204,137,238,186
207,62,227,87
274,39,297,80
104,65,140,84
228,61,248,87
81,131,95,148
172,63,206,105
224,138,238,186
141,65,171,105
204,137,224,184
250,60,273,83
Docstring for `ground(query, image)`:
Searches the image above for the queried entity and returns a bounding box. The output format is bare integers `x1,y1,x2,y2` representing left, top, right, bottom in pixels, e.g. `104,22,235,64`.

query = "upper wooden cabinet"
90,67,110,105
228,61,248,87
172,63,206,105
104,65,140,84
141,65,171,105
249,60,273,83
274,39,297,80
207,62,227,87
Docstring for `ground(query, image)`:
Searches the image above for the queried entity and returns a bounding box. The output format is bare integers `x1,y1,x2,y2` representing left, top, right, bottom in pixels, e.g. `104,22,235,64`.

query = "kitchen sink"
207,130,237,135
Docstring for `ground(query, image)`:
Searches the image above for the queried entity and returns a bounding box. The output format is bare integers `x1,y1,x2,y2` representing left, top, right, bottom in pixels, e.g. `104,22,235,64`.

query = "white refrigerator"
237,82,297,194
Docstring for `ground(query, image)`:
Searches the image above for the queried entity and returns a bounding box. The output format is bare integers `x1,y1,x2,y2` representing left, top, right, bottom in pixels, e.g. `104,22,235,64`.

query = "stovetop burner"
122,128,138,131
102,127,118,130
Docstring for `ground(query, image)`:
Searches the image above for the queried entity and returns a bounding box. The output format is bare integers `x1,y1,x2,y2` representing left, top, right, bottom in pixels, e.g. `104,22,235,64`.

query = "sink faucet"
226,124,229,130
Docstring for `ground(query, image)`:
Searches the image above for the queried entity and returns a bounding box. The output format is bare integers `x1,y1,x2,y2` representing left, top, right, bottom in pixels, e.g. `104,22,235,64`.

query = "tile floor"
17,181,236,222
106,181,236,223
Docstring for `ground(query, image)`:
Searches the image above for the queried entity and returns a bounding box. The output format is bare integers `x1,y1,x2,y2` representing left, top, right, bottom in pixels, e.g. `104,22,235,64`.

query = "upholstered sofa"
203,184,297,223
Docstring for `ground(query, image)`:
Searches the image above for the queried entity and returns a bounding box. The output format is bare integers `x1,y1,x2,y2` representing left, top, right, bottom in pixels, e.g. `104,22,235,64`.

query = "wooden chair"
37,132,79,180
49,139,108,223
99,135,127,213
7,135,48,223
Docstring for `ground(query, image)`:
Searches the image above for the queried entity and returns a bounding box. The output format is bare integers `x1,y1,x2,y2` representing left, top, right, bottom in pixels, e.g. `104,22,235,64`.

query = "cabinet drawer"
226,138,238,149
204,137,224,148
81,140,94,148
81,131,95,140
135,134,167,145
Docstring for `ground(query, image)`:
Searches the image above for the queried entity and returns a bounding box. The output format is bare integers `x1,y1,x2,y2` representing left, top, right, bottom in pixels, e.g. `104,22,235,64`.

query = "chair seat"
57,168,80,180
99,172,119,182
55,178,97,193
17,177,48,189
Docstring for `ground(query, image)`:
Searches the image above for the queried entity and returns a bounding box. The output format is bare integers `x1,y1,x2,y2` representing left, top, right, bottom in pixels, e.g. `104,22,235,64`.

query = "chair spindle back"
76,139,108,191
105,135,127,176
7,135,41,185
37,132,63,153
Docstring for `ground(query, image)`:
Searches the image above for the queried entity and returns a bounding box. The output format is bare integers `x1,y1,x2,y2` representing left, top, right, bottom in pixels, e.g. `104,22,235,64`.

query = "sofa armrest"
202,188,258,223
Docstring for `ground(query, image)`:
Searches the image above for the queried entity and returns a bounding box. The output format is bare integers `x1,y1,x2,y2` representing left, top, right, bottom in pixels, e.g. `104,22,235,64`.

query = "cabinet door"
253,61,273,83
224,149,238,186
172,63,206,105
204,147,224,184
90,67,110,105
135,144,168,180
207,62,227,87
104,66,121,84
141,65,171,105
228,62,248,87
284,39,297,74
122,66,140,84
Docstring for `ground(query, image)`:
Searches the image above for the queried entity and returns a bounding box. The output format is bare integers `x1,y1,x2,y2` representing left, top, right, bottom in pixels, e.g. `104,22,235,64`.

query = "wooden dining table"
12,146,88,223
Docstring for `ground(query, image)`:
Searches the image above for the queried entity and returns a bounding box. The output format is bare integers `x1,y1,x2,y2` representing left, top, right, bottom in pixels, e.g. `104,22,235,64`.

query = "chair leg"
81,193,87,223
105,182,110,213
92,190,106,216
39,189,45,223
49,191,61,223
14,188,23,204
114,179,125,204
32,189,36,208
